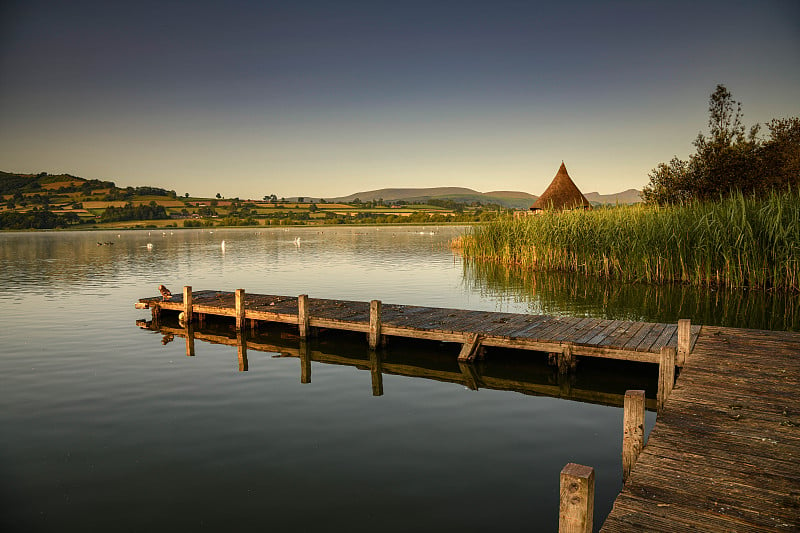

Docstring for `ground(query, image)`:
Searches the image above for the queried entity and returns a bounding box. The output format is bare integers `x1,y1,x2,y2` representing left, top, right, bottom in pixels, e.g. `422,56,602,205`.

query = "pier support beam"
369,300,382,350
299,340,311,384
185,325,195,357
458,361,479,390
237,331,248,372
183,286,193,324
457,333,483,362
559,344,575,375
622,390,645,482
235,289,246,332
369,349,383,396
559,463,595,533
677,319,691,366
298,294,310,339
658,346,676,412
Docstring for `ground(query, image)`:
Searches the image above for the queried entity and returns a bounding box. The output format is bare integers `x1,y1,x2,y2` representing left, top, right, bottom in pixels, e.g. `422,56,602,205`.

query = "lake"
1,226,793,531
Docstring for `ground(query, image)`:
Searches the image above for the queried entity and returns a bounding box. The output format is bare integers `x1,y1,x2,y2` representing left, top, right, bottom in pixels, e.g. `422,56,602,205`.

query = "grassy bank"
453,189,800,291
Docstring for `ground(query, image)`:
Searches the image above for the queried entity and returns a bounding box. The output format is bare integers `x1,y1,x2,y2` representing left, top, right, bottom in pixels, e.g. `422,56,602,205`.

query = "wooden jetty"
600,326,800,532
136,287,800,531
136,288,700,368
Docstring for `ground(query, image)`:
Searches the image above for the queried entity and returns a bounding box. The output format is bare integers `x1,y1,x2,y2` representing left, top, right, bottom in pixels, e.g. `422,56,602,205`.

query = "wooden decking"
601,326,800,532
136,289,800,531
138,290,700,365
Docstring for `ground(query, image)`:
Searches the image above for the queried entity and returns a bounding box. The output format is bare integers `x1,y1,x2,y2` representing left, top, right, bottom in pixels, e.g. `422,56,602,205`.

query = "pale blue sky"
1,0,798,199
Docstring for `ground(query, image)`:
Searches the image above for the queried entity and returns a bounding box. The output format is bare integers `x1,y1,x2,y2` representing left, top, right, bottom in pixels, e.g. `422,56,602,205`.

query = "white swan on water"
221,240,226,252
294,237,301,247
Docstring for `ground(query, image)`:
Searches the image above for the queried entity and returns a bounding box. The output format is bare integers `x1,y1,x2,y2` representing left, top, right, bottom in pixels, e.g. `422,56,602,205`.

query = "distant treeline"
0,209,80,229
100,202,168,222
644,85,799,204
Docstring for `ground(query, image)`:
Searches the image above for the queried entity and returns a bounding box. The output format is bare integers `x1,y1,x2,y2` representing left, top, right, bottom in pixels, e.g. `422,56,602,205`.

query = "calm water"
0,227,791,532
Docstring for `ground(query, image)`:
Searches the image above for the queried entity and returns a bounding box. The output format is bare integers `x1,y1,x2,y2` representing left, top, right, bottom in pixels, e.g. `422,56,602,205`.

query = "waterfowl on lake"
159,284,172,301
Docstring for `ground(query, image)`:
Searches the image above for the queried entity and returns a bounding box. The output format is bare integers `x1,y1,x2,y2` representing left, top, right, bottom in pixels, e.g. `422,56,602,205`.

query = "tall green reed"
454,189,800,291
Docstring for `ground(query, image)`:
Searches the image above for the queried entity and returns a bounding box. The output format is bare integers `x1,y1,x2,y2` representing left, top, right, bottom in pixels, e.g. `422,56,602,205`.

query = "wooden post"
235,289,246,332
183,286,193,324
237,331,248,372
677,319,691,366
298,294,310,339
558,344,574,375
151,304,161,327
369,300,382,351
185,325,195,357
559,463,595,533
299,340,311,384
369,349,383,396
457,333,482,362
658,346,676,412
622,390,645,482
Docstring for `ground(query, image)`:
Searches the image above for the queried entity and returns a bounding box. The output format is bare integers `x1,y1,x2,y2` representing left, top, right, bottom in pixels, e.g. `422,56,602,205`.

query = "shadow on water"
137,315,660,412
462,259,800,331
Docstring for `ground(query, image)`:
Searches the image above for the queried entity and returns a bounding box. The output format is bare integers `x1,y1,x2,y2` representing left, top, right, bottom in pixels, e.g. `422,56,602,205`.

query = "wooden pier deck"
601,325,800,532
136,288,800,531
138,289,700,365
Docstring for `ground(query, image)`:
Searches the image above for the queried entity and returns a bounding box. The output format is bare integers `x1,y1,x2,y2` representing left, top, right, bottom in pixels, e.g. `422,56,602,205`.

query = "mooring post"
559,463,595,533
677,319,691,366
235,289,246,332
298,294,310,339
622,390,645,482
369,299,382,351
299,340,311,384
658,346,677,412
369,349,383,396
183,285,193,324
237,331,248,372
185,325,195,357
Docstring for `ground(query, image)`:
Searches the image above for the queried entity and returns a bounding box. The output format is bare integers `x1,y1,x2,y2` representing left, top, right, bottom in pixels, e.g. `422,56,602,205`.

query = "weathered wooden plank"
635,322,669,352
457,333,483,362
621,322,658,351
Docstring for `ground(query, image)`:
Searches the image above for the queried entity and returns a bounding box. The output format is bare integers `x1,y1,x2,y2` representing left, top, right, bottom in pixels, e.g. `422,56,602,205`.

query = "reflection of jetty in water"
462,260,800,331
136,318,658,411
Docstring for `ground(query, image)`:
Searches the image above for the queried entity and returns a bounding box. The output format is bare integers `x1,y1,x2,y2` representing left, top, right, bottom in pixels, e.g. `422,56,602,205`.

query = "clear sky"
1,0,798,199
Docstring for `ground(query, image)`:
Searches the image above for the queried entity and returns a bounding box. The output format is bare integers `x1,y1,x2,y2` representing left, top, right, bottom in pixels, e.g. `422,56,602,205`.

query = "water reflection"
137,317,660,411
462,260,800,331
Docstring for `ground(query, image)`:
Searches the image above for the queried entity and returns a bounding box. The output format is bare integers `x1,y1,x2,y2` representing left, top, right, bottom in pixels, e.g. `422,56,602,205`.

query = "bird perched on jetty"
159,284,172,301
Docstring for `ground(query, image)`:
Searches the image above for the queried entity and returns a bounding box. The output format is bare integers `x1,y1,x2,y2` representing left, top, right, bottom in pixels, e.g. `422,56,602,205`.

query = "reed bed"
453,189,800,291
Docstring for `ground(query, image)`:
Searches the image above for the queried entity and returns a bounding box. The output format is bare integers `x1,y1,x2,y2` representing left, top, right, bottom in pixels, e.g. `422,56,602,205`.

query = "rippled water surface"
4,226,741,531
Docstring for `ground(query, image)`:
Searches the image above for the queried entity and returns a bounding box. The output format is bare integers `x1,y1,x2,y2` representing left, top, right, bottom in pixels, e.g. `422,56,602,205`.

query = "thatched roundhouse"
530,162,592,211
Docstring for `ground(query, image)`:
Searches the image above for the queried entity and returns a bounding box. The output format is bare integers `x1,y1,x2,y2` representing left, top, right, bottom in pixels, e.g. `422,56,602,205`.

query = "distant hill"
584,189,642,205
327,186,641,209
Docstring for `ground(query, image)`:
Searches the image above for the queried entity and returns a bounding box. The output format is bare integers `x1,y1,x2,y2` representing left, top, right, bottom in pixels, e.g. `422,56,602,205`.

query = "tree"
216,193,222,199
185,193,189,198
298,197,305,203
643,84,799,204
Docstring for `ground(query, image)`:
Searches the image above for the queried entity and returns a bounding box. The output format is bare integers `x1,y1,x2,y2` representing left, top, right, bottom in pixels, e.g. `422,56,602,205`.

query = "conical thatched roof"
530,162,592,211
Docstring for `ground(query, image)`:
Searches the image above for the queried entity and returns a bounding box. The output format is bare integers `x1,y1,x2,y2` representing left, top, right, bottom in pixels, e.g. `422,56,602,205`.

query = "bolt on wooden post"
235,289,246,332
559,463,595,533
369,300,382,350
622,390,645,482
658,346,677,412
